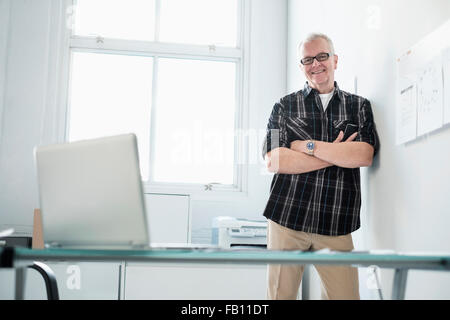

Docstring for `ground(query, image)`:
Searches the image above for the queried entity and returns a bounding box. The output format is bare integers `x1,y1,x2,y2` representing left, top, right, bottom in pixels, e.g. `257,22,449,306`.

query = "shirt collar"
302,81,343,101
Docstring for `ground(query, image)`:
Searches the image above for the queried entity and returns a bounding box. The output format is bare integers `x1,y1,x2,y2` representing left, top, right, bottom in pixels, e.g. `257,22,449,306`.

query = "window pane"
154,58,236,184
68,52,153,180
159,0,237,46
73,0,155,41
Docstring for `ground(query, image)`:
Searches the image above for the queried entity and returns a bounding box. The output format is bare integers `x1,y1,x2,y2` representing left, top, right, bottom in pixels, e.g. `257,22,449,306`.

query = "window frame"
56,0,251,198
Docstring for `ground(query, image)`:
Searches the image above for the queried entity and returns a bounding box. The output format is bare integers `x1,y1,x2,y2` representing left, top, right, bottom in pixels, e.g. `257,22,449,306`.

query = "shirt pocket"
332,119,359,141
286,117,313,142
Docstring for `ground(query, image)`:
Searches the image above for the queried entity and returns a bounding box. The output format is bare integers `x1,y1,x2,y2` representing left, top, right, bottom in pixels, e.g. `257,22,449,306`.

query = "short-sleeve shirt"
262,82,380,236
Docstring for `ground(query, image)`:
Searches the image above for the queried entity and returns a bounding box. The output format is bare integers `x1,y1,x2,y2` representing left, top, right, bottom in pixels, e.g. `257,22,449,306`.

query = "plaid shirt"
262,82,380,236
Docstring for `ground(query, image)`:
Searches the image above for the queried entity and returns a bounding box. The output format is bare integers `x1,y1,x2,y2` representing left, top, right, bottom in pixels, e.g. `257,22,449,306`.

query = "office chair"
0,209,59,300
30,208,59,300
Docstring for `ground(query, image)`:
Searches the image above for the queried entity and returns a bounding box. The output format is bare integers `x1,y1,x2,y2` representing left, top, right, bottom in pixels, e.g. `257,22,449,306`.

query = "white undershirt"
318,89,335,112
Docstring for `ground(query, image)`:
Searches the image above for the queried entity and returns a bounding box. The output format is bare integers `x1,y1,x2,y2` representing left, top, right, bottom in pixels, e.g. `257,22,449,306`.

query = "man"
262,33,380,300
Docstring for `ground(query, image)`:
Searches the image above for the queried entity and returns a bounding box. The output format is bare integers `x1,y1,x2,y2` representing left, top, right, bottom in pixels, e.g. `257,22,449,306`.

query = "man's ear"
333,54,338,70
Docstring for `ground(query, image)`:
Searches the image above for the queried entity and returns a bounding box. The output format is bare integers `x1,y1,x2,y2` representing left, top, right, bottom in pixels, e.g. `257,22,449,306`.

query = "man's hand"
333,131,358,143
290,130,358,153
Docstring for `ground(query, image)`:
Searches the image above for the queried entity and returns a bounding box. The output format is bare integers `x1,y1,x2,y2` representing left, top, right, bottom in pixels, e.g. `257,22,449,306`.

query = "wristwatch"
306,140,315,156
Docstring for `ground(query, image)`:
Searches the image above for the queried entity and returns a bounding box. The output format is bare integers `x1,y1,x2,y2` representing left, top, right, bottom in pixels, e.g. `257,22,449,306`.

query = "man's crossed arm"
265,131,374,174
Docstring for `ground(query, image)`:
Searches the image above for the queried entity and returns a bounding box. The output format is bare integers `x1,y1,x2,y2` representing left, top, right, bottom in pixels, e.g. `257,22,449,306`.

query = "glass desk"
2,247,450,300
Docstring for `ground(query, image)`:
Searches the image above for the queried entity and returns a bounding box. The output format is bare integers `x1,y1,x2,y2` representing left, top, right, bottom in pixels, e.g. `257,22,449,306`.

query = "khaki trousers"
266,219,360,300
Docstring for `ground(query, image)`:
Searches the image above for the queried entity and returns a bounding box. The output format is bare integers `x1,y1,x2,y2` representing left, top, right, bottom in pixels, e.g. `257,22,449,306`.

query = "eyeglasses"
300,52,331,65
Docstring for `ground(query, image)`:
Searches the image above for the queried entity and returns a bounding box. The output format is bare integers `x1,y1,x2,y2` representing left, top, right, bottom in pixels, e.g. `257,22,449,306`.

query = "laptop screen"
35,134,149,249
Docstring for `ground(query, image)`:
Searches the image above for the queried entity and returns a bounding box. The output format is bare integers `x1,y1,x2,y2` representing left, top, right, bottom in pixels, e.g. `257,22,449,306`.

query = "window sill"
143,183,249,202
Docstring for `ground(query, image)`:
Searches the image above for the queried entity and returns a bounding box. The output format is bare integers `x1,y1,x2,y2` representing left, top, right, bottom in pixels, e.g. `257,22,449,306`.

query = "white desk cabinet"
124,263,267,300
144,193,190,243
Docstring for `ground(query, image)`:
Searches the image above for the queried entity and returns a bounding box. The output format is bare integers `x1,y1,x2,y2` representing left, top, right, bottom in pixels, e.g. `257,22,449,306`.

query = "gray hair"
297,33,335,59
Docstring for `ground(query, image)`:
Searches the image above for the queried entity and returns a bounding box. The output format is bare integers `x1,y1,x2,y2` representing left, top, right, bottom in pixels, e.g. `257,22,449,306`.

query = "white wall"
0,0,10,132
288,0,450,299
0,0,55,234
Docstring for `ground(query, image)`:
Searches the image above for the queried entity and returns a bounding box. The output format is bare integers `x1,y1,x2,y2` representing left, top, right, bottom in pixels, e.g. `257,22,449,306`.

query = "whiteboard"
396,19,450,145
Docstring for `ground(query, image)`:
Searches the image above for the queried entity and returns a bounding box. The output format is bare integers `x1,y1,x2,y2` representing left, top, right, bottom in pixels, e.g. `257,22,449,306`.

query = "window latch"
204,182,220,191
96,36,104,44
208,45,216,53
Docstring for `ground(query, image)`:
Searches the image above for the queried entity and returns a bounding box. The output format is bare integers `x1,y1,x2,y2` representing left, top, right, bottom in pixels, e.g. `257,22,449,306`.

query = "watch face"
307,141,314,150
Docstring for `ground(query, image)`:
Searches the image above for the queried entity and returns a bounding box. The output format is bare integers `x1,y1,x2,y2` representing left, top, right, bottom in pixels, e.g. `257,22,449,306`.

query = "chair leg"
28,261,60,300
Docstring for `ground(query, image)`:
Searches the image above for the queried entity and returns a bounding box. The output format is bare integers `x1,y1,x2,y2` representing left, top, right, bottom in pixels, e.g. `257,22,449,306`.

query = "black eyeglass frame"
300,52,331,65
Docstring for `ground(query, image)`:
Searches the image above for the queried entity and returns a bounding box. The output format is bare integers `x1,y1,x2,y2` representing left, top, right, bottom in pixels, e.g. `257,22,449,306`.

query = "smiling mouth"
311,69,326,75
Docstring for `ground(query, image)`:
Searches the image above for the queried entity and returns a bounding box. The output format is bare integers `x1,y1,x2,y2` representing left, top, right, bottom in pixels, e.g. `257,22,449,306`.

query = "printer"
211,216,267,248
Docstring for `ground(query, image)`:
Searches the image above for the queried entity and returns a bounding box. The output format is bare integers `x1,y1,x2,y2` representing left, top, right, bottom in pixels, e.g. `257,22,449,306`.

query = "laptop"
35,134,150,249
35,133,216,250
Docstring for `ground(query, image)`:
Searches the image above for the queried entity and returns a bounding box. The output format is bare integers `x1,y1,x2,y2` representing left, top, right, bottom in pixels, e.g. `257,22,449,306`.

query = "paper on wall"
417,57,444,136
442,47,450,125
396,76,417,145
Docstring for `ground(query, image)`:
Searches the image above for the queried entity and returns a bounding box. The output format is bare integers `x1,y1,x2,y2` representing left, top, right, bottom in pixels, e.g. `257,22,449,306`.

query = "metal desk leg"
15,267,27,300
392,268,408,300
118,261,126,300
301,265,310,300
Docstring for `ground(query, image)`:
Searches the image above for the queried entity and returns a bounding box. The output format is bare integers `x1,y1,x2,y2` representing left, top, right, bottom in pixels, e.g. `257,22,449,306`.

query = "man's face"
299,38,338,92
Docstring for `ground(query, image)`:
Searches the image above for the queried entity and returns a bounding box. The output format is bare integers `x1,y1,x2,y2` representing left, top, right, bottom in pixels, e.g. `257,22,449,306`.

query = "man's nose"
311,58,321,67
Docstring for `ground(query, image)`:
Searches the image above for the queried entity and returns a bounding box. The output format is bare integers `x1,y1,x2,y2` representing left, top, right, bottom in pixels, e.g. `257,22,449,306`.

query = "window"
74,0,156,41
66,0,246,193
158,0,237,46
68,52,153,180
153,58,236,185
